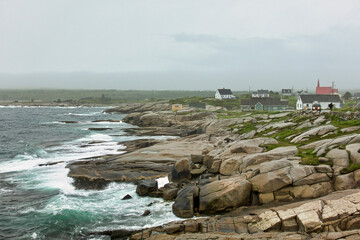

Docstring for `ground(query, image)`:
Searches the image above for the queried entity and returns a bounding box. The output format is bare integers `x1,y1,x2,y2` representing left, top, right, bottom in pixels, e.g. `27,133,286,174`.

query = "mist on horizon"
1,0,360,90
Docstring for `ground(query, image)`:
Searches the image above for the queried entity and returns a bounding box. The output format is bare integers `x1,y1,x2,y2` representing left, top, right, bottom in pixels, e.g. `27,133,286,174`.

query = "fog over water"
1,0,360,90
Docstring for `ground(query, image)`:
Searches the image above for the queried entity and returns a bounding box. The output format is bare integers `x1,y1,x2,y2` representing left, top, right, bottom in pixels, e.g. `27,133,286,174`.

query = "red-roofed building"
316,80,338,95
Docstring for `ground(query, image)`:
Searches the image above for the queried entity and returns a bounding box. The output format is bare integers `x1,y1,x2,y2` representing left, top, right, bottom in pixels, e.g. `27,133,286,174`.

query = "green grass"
296,149,332,166
341,164,360,174
236,122,257,135
271,128,304,142
297,149,321,165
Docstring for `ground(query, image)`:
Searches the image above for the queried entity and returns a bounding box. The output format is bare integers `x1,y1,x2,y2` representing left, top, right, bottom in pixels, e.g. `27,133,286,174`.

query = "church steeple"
317,79,320,87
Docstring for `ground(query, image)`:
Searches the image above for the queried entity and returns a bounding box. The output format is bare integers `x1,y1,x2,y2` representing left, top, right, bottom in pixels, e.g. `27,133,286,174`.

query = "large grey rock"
289,165,315,183
291,125,338,143
199,178,251,213
250,167,292,193
162,183,179,200
334,173,355,191
326,149,349,166
136,179,158,196
346,144,360,165
222,137,278,156
301,134,360,157
259,159,293,174
169,159,191,183
139,112,172,127
280,182,333,200
313,116,326,126
219,158,240,176
257,122,297,133
326,149,349,175
243,146,298,169
172,185,199,218
341,126,360,133
293,173,331,186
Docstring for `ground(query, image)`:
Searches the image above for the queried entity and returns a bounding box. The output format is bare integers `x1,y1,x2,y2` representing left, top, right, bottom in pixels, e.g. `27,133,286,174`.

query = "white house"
296,94,342,110
215,88,235,100
252,90,270,98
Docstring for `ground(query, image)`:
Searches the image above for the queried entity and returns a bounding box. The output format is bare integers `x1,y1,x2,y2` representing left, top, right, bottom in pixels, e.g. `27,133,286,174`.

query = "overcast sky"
0,0,360,90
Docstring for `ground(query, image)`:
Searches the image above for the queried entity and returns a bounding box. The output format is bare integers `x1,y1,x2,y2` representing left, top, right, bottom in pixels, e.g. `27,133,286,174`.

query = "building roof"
241,98,288,106
316,80,338,95
282,89,292,93
316,86,333,95
299,94,341,103
217,88,233,95
253,89,269,94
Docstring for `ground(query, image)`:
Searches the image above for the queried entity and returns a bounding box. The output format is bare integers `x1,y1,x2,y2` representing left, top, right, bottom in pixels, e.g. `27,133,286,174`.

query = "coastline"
60,102,360,239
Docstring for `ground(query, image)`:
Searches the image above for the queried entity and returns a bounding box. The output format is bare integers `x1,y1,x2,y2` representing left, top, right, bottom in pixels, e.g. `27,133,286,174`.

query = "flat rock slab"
67,135,213,189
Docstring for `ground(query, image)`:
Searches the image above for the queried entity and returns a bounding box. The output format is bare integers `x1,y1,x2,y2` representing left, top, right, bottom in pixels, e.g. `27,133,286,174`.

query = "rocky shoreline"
66,102,360,239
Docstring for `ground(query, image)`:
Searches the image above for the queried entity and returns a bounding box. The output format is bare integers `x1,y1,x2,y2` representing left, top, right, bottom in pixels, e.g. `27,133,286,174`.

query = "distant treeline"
0,89,246,103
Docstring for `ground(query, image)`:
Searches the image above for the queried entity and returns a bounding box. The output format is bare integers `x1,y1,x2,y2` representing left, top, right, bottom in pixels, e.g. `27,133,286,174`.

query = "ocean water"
0,106,179,240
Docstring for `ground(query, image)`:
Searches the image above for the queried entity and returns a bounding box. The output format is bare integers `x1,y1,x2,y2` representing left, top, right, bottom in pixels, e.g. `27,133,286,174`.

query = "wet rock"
136,179,158,196
122,194,132,200
190,154,203,164
88,127,112,131
184,221,199,233
163,183,179,201
169,159,191,183
60,121,78,124
190,166,207,177
39,161,64,167
149,191,163,198
199,178,251,213
172,185,199,218
141,210,151,216
119,139,161,153
164,223,184,234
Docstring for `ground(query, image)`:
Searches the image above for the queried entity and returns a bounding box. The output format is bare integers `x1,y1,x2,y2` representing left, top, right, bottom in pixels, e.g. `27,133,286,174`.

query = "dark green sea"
0,106,178,240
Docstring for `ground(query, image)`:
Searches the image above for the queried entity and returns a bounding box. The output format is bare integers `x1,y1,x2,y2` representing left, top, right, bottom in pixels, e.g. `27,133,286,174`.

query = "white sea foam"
67,112,102,116
157,176,169,188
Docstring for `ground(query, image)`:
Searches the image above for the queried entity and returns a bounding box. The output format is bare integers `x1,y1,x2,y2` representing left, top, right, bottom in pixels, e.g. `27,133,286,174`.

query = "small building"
172,104,182,111
316,80,338,95
215,88,235,100
282,89,292,96
241,98,289,111
252,90,270,98
296,94,342,110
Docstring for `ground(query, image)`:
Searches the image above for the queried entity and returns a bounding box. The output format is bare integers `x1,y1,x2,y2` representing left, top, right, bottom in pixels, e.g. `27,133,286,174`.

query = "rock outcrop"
129,190,360,239
199,178,252,213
